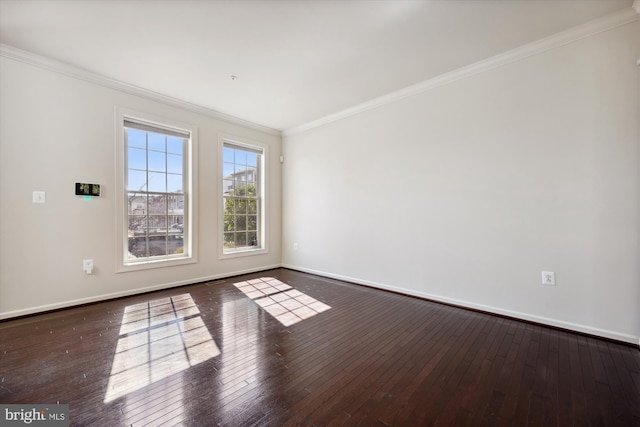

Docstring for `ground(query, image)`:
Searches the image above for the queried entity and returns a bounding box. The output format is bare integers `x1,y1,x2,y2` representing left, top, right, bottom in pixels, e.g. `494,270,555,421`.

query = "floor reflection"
215,299,262,408
104,293,220,403
234,277,331,326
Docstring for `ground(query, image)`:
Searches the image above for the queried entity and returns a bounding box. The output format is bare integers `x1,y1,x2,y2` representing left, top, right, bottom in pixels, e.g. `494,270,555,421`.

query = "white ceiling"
0,0,634,132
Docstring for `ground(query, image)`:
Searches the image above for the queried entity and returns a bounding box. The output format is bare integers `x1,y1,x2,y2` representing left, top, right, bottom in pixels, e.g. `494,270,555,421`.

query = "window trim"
218,133,268,259
115,107,198,272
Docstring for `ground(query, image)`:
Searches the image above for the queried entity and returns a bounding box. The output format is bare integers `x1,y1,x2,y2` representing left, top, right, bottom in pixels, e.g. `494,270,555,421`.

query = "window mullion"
165,136,169,256
145,133,150,258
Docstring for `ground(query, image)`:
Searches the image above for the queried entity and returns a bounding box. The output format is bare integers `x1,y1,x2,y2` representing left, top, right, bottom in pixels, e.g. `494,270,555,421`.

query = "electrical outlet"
293,242,298,251
32,191,46,204
541,271,555,286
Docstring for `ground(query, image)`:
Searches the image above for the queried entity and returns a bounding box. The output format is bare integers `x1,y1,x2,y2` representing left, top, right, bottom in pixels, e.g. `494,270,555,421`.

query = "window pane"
128,170,147,191
247,200,257,215
148,132,165,152
128,216,146,233
128,147,147,170
224,214,235,232
224,233,235,249
169,194,185,211
167,154,182,174
149,216,167,229
149,195,167,215
248,232,257,246
167,173,183,193
247,152,257,167
235,150,247,165
168,195,184,215
223,147,234,163
236,216,246,231
148,151,166,172
171,236,184,255
127,188,149,259
235,163,248,176
223,179,233,194
167,137,183,154
148,172,167,192
128,194,147,213
128,236,147,259
247,215,257,231
127,128,146,149
169,220,184,237
128,193,147,233
236,232,247,247
148,236,168,257
236,200,247,215
223,162,234,179
224,197,235,215
234,181,247,195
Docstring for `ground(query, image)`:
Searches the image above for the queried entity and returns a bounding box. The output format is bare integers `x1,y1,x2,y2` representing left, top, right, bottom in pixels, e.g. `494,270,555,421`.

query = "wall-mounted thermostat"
75,183,101,197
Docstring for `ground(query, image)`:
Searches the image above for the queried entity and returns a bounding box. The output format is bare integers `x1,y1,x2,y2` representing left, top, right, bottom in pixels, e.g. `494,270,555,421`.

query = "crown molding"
0,43,281,137
284,7,639,137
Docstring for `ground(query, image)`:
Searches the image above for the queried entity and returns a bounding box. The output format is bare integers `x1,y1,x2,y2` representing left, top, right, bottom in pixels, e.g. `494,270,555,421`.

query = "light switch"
33,191,46,204
83,259,94,275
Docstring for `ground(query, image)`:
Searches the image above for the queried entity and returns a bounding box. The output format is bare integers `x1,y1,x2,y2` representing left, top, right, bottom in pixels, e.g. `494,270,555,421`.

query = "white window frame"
218,134,268,259
115,107,198,272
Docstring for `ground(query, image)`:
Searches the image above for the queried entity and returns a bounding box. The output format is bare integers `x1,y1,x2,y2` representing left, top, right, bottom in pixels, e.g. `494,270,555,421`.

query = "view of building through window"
222,142,262,253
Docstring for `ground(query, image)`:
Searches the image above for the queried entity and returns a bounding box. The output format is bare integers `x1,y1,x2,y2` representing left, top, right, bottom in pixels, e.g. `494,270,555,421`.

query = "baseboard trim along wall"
0,264,281,320
4,262,638,347
281,264,640,347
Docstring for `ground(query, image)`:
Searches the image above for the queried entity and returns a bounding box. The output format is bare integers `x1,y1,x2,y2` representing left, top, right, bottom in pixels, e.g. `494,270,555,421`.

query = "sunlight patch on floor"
234,277,331,326
104,293,220,403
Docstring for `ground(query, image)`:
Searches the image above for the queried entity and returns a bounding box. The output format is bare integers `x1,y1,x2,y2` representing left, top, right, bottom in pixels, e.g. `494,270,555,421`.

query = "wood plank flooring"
1,268,639,426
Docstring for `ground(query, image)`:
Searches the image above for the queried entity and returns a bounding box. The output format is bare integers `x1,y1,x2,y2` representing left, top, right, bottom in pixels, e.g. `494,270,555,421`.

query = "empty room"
1,0,639,425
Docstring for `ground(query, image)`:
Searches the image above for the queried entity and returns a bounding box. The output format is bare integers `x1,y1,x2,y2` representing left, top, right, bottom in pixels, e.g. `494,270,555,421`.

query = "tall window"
222,141,263,254
125,119,190,263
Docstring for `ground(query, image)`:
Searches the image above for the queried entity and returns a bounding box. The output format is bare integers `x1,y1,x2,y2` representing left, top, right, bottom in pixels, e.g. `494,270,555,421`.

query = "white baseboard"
4,262,638,347
281,264,639,346
0,264,281,320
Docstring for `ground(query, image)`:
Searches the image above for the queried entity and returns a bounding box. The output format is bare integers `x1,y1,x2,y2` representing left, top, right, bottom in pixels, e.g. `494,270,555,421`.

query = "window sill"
117,255,197,273
219,247,268,260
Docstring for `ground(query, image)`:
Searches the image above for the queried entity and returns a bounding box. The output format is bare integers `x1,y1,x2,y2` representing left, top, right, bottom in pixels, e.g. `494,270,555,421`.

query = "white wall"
282,21,640,344
0,56,282,318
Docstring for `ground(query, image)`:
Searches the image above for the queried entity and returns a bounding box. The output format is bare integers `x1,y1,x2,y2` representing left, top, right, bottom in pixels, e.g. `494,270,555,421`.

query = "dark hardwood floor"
1,268,639,426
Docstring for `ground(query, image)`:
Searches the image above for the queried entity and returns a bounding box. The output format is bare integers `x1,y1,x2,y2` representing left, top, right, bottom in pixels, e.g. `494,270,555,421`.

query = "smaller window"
221,139,266,256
